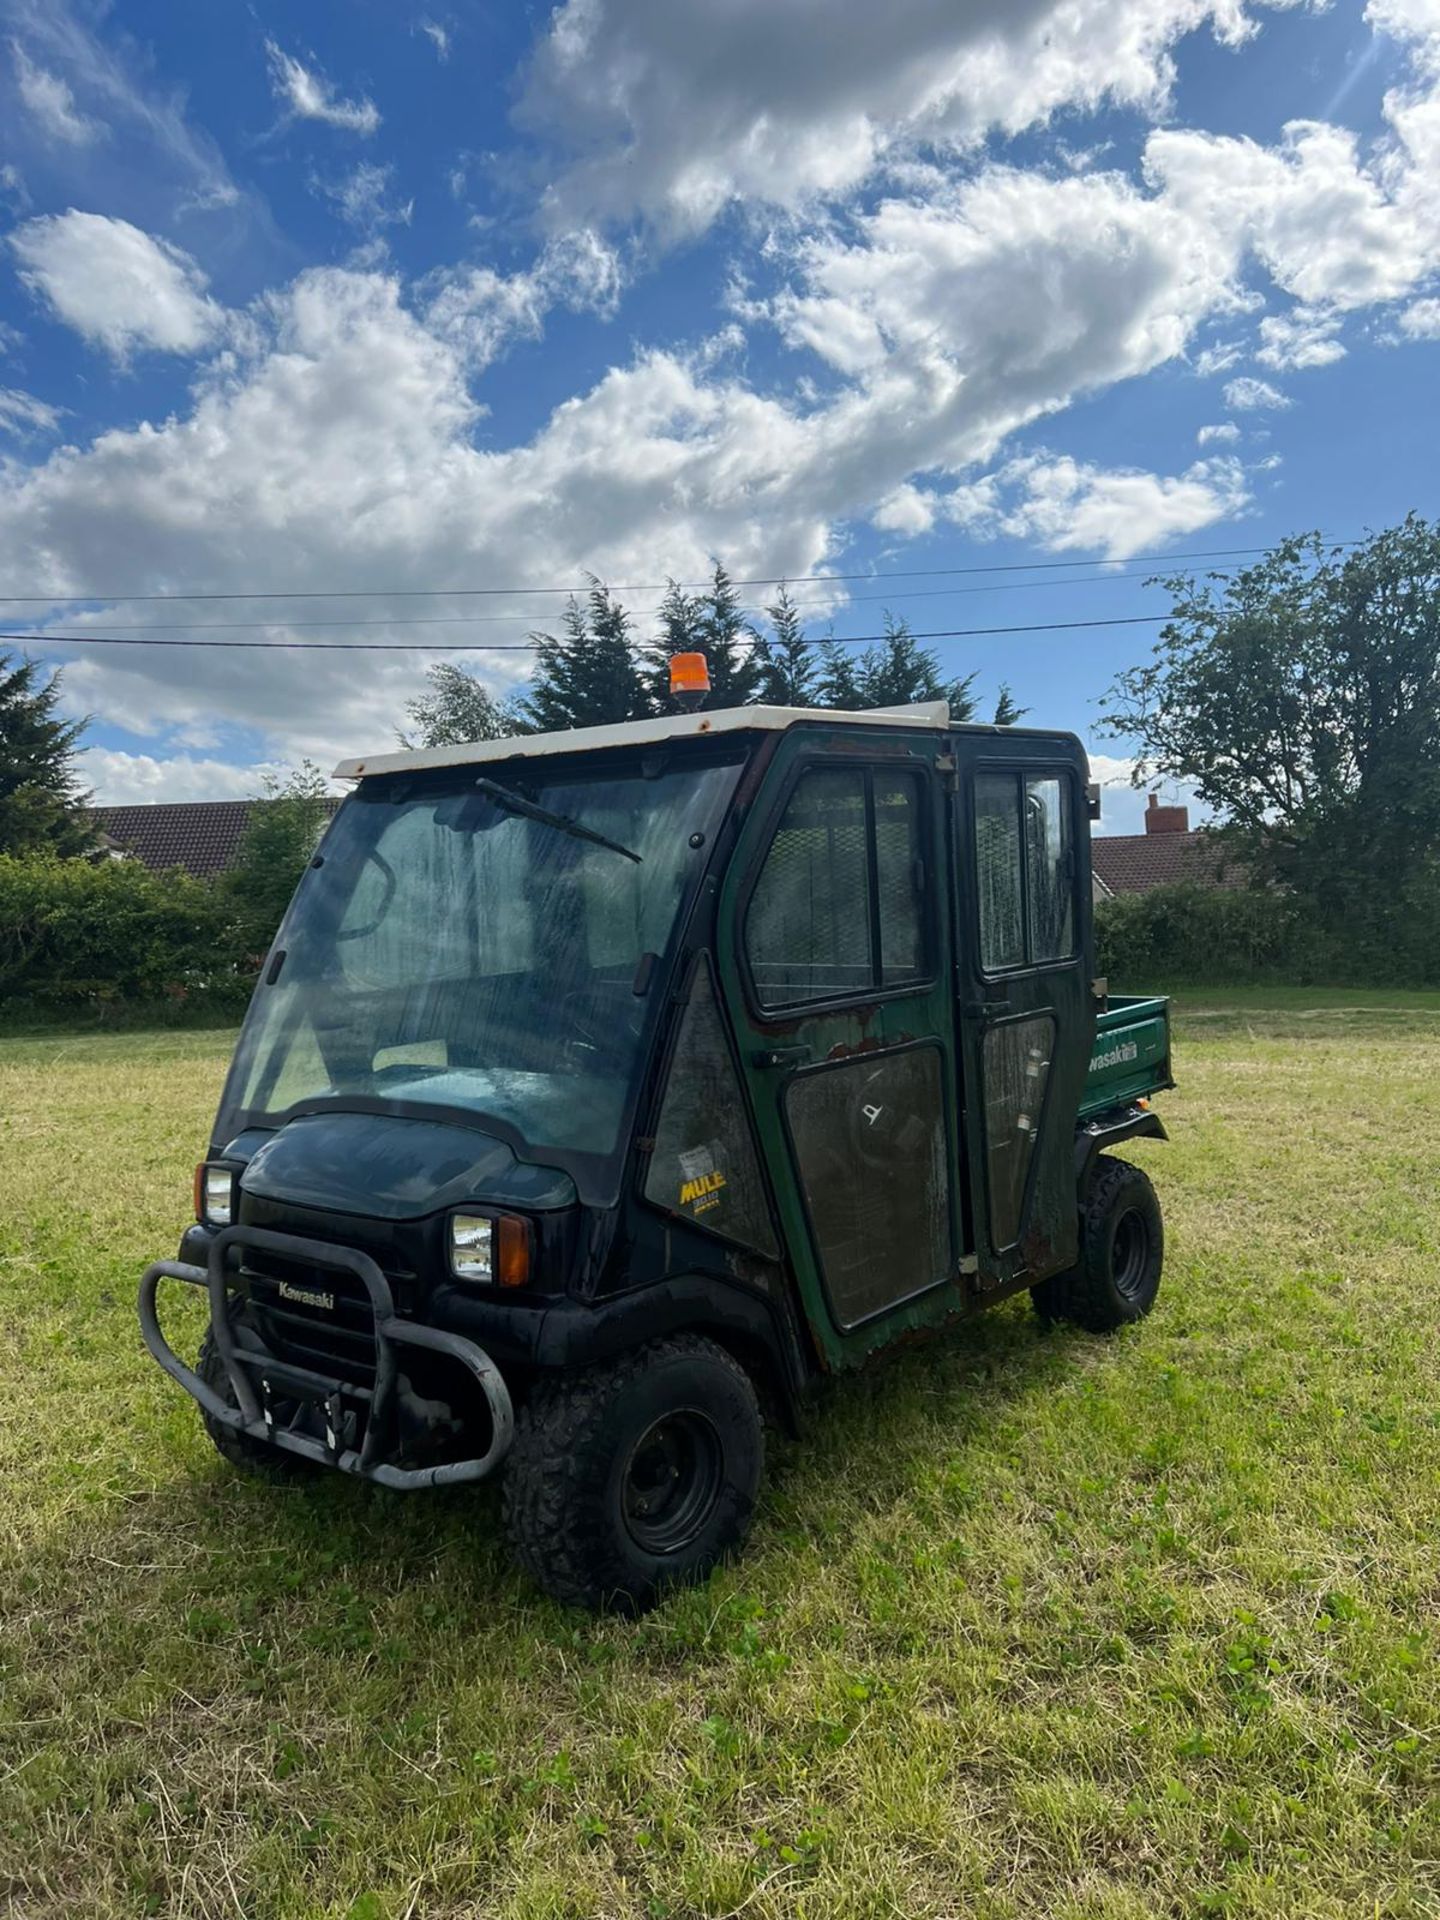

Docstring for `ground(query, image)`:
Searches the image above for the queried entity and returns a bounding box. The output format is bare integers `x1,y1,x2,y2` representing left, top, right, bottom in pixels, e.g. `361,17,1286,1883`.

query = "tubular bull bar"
138,1224,515,1489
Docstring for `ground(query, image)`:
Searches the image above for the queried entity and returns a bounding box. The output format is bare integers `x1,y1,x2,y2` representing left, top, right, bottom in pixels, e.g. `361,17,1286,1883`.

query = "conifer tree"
814,634,864,709
751,584,818,706
0,652,96,857
992,683,1029,726
638,578,704,712
524,582,648,731
697,563,763,708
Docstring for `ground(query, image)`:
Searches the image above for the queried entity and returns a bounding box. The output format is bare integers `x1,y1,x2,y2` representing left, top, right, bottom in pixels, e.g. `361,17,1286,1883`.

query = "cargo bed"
1080,994,1174,1119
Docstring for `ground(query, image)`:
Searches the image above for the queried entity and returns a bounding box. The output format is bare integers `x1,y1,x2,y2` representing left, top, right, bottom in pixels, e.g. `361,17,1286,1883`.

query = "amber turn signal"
496,1213,532,1288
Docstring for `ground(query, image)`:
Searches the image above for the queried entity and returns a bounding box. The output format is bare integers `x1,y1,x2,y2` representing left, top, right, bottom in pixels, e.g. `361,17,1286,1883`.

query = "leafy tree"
399,663,517,748
525,580,648,731
1102,517,1440,969
220,760,333,961
992,682,1029,726
0,652,96,858
751,584,818,706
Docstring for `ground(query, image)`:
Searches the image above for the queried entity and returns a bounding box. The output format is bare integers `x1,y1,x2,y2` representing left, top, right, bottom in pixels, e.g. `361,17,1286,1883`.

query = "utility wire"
0,537,1357,607
1,613,1174,653
0,569,1219,635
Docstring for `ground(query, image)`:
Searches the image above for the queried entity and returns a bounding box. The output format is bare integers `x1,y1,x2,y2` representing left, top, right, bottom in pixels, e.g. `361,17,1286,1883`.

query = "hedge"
0,855,252,1016
1096,881,1440,988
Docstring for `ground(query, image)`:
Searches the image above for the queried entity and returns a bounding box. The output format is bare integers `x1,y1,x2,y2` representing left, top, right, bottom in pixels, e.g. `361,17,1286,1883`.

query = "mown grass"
2,1004,1438,1919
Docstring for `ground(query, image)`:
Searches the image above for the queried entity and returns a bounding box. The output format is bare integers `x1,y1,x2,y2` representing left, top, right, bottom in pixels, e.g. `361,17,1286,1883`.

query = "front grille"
240,1246,410,1385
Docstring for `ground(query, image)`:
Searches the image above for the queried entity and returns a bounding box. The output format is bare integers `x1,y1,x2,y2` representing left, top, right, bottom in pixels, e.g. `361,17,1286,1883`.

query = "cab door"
955,736,1095,1290
719,725,969,1369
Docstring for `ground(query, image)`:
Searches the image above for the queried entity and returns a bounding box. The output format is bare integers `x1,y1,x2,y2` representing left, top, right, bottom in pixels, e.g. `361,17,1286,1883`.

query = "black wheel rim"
621,1410,724,1556
1112,1207,1150,1300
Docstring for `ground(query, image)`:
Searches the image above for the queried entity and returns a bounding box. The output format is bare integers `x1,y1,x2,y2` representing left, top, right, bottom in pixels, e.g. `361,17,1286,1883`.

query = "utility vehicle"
141,670,1173,1611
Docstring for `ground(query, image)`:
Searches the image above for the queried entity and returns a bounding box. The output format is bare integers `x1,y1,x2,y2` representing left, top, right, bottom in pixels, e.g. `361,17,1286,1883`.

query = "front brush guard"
139,1224,514,1489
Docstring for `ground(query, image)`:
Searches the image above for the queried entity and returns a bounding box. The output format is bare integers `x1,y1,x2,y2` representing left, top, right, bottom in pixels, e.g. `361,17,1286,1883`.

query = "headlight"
195,1162,235,1227
449,1211,532,1288
450,1213,493,1282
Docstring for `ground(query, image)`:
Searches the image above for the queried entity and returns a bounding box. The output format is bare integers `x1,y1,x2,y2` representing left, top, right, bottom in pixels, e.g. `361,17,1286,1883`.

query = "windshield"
215,757,743,1193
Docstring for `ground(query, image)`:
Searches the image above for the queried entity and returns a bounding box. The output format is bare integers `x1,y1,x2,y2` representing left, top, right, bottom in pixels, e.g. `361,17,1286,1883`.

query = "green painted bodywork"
1080,995,1174,1118
710,720,1168,1374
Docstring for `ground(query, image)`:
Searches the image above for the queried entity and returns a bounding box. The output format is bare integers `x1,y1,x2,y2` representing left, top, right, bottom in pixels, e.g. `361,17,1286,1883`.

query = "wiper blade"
474,775,642,864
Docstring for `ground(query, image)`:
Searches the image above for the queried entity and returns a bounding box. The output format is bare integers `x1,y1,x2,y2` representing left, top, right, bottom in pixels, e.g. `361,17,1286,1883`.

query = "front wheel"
1032,1155,1163,1333
502,1335,765,1613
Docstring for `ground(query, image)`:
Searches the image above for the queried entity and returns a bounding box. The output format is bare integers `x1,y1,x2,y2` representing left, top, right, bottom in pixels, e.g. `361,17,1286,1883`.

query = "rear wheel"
502,1335,764,1613
1032,1155,1163,1332
197,1329,319,1479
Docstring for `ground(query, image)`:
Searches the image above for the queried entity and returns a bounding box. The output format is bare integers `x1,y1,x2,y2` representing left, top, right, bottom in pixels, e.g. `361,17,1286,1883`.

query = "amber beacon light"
669,651,710,713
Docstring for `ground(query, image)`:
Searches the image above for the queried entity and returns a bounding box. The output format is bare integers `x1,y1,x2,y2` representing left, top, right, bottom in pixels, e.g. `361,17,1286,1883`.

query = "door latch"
752,1044,810,1068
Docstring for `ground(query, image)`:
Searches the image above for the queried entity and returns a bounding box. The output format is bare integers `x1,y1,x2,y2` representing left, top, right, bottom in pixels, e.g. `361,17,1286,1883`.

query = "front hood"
229,1110,577,1221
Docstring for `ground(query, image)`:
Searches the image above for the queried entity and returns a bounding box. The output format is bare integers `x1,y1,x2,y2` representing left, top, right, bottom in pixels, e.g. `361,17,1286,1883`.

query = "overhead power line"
0,568,1216,635
0,537,1358,607
1,613,1174,653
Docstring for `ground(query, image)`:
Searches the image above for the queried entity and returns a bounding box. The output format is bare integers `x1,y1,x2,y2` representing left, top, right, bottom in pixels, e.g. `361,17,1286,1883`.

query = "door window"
746,767,928,1008
974,771,1076,971
644,960,778,1255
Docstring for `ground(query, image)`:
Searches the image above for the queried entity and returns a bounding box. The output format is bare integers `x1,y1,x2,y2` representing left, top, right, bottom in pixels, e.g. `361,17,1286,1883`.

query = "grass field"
2,997,1438,1919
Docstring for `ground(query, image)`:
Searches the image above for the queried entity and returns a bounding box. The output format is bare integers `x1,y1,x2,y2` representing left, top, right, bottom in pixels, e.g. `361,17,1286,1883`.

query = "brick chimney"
1145,792,1190,834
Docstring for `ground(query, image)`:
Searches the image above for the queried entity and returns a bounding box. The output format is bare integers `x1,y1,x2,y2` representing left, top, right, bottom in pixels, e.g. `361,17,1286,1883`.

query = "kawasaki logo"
1090,1039,1140,1073
277,1279,335,1312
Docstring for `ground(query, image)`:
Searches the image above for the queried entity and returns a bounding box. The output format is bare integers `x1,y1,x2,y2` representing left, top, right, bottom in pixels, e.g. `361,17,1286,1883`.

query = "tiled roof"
91,798,1240,895
1091,830,1240,895
88,799,339,879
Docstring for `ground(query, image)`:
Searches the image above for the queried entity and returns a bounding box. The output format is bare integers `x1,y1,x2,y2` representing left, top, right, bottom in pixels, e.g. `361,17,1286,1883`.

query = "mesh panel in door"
982,1016,1055,1250
747,769,872,1004
785,1047,951,1326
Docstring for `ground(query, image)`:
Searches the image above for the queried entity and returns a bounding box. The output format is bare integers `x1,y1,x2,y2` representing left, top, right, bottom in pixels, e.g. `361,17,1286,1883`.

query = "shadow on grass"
9,1296,1101,1697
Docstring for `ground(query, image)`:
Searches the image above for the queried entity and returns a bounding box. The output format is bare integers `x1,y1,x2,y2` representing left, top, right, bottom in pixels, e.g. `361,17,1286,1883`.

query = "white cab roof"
333,700,951,782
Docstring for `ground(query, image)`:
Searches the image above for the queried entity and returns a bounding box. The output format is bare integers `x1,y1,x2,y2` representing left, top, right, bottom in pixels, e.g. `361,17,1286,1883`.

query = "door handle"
752,1044,810,1068
962,998,1008,1018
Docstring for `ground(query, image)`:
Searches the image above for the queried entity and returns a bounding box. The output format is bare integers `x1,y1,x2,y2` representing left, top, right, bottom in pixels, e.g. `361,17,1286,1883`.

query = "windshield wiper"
474,775,642,864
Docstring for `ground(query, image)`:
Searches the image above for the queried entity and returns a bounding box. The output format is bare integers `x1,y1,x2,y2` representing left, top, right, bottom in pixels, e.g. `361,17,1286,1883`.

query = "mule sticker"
677,1143,727,1216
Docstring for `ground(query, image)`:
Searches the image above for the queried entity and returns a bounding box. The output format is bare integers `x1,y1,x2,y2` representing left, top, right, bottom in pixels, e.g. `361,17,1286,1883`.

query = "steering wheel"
335,849,398,941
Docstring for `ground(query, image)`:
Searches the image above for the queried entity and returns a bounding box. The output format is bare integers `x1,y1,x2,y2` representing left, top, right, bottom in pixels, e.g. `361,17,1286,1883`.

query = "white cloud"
1194,338,1244,376
80,747,290,805
10,37,97,143
1196,420,1241,444
426,230,624,369
1397,294,1440,335
7,0,239,211
1223,374,1291,408
419,20,450,61
0,385,60,436
11,211,224,360
265,40,380,134
944,451,1251,561
316,162,414,236
519,0,1302,235
1256,307,1346,369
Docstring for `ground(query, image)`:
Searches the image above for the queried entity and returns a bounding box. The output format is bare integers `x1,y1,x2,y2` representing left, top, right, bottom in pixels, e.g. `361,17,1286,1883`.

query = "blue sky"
2,0,1438,833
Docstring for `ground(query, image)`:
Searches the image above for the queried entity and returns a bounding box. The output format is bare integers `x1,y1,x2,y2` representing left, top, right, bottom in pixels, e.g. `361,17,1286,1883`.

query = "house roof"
1090,829,1238,894
88,799,336,879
